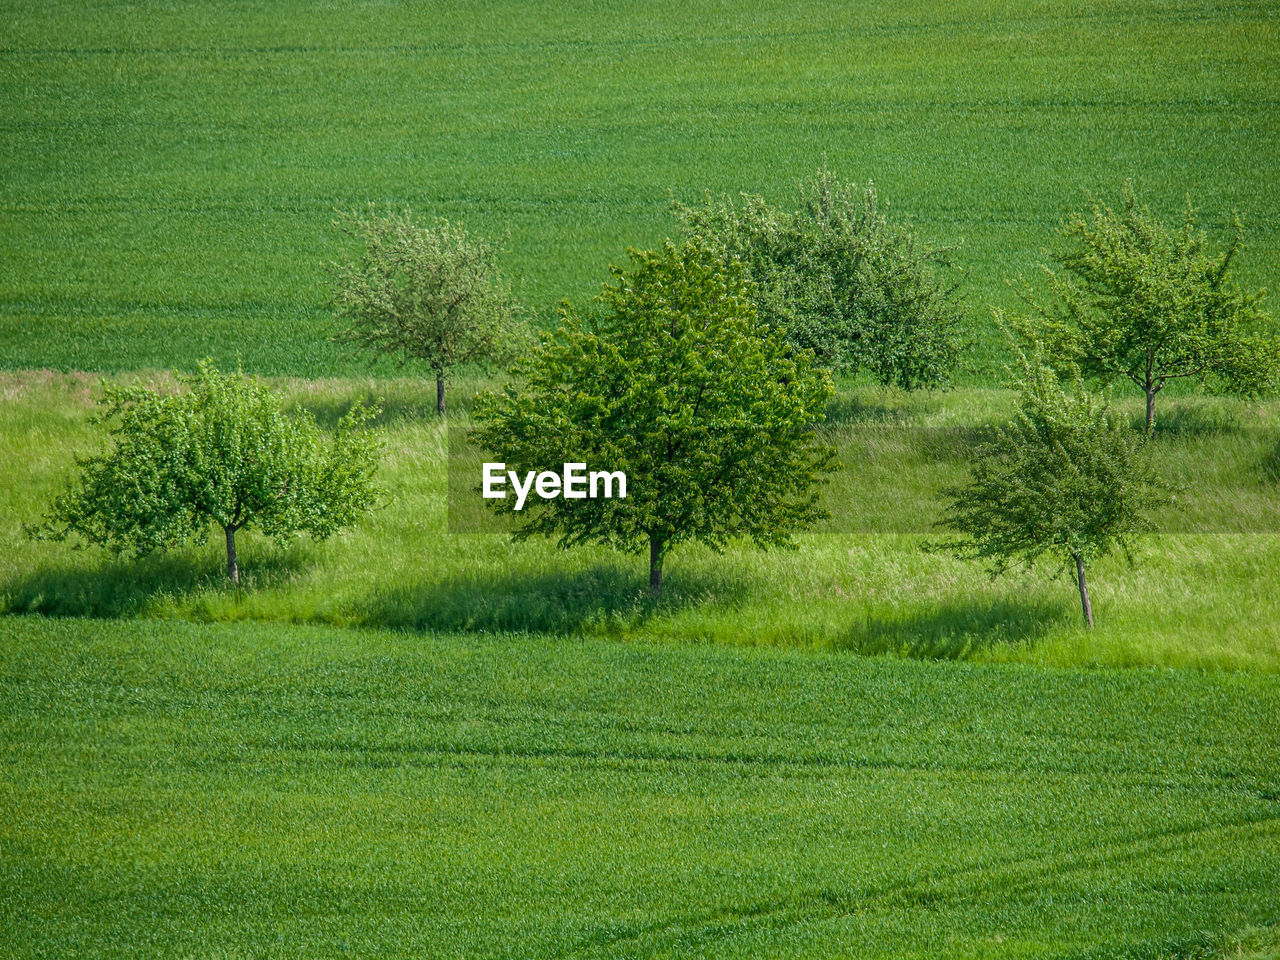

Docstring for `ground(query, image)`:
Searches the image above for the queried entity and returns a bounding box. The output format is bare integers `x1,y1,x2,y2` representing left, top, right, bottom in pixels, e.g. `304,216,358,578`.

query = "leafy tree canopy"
674,169,967,390
1012,182,1280,432
33,362,382,583
329,207,520,413
471,239,837,594
939,356,1170,627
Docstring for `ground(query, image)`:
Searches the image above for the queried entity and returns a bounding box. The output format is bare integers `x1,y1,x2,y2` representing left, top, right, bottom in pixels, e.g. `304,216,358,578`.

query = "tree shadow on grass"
915,425,996,461
1,547,311,619
1136,398,1243,437
836,598,1067,660
824,392,913,425
1265,450,1280,486
291,391,438,430
289,373,503,429
360,563,751,637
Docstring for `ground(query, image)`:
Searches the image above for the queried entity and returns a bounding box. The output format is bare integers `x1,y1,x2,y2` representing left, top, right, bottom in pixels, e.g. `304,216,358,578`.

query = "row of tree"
32,174,1280,626
468,237,1176,628
326,170,971,412
467,175,1275,623
329,174,1280,433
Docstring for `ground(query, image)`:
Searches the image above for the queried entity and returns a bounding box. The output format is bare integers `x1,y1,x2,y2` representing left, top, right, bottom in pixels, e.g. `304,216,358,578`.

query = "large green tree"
329,207,519,414
1015,182,1280,432
33,362,382,584
471,240,837,594
674,169,966,389
939,358,1169,627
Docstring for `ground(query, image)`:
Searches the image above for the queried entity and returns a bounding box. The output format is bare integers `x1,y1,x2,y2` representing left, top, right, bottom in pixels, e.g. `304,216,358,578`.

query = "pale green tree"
675,169,966,389
1014,183,1279,432
33,362,382,584
330,207,520,414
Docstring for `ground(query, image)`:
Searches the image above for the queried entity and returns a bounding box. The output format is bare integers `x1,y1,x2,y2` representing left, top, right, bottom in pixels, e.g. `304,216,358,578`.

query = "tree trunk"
649,536,664,596
225,525,239,585
1074,553,1093,629
436,375,446,416
1145,387,1157,434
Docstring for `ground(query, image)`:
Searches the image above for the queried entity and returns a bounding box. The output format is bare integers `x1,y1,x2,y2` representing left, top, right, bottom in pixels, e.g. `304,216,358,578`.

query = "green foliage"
940,359,1169,623
9,374,1280,668
674,169,967,388
32,362,381,581
329,207,519,411
1015,182,1280,430
471,239,837,591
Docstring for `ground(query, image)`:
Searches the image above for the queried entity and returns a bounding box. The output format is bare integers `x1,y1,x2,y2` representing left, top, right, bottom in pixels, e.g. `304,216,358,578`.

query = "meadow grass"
1,614,1278,958
3,0,1278,378
4,372,1279,672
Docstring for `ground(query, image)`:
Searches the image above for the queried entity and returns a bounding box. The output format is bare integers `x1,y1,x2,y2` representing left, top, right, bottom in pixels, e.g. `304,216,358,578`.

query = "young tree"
674,169,966,389
939,359,1169,627
470,239,838,595
1015,182,1280,432
329,207,519,414
32,362,382,584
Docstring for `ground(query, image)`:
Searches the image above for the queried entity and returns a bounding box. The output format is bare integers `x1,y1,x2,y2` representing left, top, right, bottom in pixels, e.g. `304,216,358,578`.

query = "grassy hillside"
3,0,1278,377
4,372,1279,671
2,615,1278,958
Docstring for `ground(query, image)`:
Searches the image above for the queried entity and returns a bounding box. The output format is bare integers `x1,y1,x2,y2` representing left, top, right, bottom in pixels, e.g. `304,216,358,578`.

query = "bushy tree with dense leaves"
939,358,1169,627
1012,182,1279,433
675,169,966,389
471,240,837,594
33,363,382,584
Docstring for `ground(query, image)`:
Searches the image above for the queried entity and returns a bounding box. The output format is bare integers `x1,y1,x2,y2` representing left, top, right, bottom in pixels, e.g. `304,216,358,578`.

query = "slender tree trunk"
1145,387,1157,434
225,525,239,585
649,536,664,596
436,375,446,416
1074,553,1093,629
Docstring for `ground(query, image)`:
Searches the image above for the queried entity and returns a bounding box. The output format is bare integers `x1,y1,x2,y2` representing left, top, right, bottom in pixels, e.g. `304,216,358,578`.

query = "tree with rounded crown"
471,239,838,595
674,168,967,389
32,362,382,584
1013,182,1279,433
939,355,1169,627
329,207,520,415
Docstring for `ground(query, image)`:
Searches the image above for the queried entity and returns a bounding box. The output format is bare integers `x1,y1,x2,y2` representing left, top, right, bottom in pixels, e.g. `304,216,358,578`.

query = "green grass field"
2,615,1278,958
5,1,1280,953
3,0,1279,377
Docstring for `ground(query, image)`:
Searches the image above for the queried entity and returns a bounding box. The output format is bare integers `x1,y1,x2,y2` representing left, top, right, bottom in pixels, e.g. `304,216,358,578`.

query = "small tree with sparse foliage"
1013,182,1280,433
939,358,1169,627
330,207,519,414
32,362,382,584
674,169,966,389
471,239,837,595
